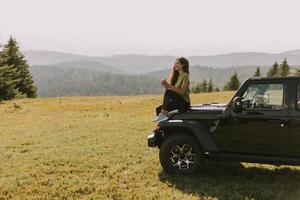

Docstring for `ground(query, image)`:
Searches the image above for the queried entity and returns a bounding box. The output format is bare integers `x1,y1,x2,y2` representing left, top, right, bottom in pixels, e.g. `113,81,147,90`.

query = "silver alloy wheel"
169,144,196,170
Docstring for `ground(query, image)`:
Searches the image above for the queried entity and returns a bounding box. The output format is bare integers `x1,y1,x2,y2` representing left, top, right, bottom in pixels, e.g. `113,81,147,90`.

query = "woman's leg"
155,90,173,116
162,90,177,112
169,90,190,112
162,90,190,113
156,105,163,116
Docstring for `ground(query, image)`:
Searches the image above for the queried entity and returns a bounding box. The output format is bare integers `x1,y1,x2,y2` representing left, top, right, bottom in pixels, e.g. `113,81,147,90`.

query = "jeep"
148,77,300,174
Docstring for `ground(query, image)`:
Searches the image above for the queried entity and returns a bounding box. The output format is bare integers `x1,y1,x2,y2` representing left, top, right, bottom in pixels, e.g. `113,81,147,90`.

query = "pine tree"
207,78,214,92
199,80,207,92
0,65,19,100
191,80,208,93
0,37,37,97
191,83,200,93
224,72,240,91
279,58,290,77
267,62,279,77
254,67,261,77
191,85,199,93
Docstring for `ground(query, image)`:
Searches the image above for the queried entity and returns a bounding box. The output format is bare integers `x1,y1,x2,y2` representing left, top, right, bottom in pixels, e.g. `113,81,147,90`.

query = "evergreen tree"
191,83,200,93
0,65,19,100
254,67,261,77
191,80,208,93
199,80,207,92
0,36,37,98
224,72,240,91
267,61,279,77
279,58,290,77
207,78,214,92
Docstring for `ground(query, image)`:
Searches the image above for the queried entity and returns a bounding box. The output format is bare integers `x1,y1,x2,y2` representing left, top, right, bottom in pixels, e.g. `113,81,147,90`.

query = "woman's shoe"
153,113,168,123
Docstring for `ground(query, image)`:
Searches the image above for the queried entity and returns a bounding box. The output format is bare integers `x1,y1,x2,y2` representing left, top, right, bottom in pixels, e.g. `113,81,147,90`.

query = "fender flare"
159,120,218,152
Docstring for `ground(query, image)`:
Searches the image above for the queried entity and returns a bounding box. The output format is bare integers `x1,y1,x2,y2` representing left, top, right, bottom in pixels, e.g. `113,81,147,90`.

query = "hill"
93,54,176,74
29,64,272,97
1,94,300,199
30,65,162,97
25,51,176,74
25,50,300,74
30,64,297,97
45,60,124,74
24,50,90,65
25,50,300,97
188,52,300,67
281,50,300,56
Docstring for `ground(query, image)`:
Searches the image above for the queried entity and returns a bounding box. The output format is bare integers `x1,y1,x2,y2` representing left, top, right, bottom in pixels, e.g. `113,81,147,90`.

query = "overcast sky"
1,0,300,56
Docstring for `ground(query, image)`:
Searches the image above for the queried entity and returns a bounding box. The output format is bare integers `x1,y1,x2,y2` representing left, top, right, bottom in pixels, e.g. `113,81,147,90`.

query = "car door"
214,80,289,156
288,79,300,157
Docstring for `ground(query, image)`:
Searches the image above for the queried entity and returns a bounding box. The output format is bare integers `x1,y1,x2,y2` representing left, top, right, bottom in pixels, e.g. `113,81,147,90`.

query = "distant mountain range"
25,50,300,74
24,50,300,97
24,50,175,74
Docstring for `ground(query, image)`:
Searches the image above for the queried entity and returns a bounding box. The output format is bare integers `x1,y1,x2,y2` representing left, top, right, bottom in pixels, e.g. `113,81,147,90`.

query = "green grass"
0,92,300,200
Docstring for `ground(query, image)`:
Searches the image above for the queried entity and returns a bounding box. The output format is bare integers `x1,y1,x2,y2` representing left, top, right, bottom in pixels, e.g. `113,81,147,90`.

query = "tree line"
191,71,241,93
30,65,163,97
266,58,300,77
0,37,37,100
191,59,300,93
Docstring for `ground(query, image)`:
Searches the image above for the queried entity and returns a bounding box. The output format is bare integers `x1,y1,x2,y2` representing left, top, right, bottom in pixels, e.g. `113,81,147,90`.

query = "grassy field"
1,91,300,200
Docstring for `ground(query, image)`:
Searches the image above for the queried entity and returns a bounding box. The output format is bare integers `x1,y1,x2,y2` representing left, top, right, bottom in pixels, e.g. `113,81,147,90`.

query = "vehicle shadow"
158,161,300,200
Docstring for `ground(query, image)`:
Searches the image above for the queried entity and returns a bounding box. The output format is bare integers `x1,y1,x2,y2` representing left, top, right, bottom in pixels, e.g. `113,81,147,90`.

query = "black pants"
156,90,190,116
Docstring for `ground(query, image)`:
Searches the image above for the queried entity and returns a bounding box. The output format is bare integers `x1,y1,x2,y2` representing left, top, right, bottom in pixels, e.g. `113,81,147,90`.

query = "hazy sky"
1,0,300,56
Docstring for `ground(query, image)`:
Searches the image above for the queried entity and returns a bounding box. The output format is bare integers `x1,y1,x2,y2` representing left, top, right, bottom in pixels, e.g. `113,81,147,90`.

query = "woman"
154,57,190,122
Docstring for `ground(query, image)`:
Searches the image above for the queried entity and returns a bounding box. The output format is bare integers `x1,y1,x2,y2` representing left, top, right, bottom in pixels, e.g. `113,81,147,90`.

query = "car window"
241,83,283,110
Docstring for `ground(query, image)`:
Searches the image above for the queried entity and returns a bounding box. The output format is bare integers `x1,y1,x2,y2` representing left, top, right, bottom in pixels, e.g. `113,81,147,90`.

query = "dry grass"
0,91,300,200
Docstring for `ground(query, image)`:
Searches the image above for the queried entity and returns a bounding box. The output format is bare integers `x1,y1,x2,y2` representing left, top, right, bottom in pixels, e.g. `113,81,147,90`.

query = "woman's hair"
171,57,189,86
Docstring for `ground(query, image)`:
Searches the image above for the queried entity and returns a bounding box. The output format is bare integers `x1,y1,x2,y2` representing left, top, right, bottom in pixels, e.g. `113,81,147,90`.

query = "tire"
159,134,204,174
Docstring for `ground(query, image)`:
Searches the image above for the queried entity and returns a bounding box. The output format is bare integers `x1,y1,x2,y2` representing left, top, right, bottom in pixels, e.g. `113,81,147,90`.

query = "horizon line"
22,49,300,58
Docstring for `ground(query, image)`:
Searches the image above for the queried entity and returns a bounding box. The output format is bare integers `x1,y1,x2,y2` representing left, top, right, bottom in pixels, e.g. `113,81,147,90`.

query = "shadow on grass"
158,161,300,200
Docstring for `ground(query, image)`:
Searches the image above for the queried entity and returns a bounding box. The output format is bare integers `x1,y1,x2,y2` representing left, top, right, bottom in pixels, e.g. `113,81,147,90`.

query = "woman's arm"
167,68,175,84
168,81,188,96
161,75,189,96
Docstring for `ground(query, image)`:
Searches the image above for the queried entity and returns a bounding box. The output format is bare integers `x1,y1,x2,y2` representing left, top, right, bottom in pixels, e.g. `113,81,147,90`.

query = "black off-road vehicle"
148,77,300,174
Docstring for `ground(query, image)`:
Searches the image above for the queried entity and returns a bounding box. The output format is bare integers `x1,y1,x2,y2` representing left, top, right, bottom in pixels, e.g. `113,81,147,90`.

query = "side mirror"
263,94,269,103
232,96,242,113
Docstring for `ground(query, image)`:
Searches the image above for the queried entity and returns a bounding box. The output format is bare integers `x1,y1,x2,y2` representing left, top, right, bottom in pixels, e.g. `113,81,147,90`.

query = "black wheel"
159,134,204,174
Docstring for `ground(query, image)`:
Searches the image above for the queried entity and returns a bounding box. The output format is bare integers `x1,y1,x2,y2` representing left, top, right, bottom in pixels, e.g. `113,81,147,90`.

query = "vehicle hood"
169,103,227,120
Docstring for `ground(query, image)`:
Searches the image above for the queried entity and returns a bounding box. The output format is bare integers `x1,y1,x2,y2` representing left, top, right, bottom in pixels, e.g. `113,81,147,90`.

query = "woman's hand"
160,79,171,89
167,66,176,84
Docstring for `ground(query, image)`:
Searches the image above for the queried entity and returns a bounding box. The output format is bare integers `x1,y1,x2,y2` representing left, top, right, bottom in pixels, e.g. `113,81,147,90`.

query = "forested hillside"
30,65,270,97
30,66,162,97
24,50,300,97
44,60,124,74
